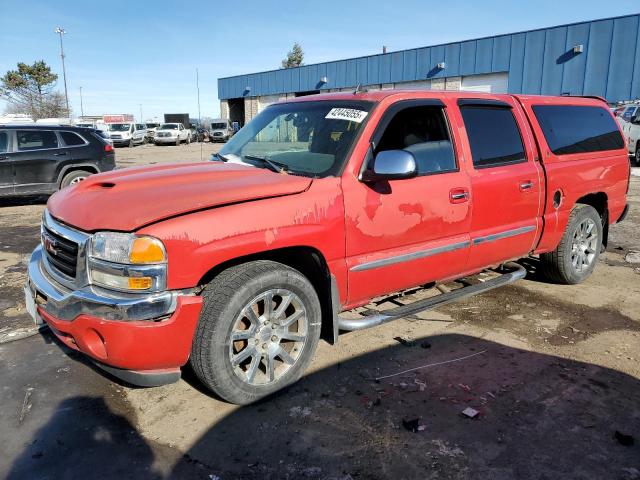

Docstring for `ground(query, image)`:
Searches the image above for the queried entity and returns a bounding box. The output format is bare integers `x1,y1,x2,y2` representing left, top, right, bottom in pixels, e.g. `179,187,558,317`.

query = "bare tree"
1,61,69,119
281,43,304,69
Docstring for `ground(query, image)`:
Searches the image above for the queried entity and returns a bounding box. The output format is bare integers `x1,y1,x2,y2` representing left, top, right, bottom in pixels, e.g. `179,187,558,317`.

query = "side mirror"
362,150,417,182
632,114,640,124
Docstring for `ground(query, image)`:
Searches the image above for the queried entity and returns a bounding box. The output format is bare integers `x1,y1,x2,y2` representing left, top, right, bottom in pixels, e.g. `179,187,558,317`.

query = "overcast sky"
1,0,638,120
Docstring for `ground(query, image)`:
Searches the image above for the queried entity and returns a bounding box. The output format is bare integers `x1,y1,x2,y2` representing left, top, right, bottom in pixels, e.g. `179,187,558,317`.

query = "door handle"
450,188,469,203
519,181,534,191
53,152,67,156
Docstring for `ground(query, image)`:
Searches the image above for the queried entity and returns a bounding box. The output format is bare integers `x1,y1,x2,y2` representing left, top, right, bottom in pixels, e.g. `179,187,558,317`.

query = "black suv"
0,125,116,196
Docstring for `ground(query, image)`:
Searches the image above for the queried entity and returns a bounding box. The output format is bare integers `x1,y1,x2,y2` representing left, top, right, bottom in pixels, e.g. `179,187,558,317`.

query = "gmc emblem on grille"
42,232,59,256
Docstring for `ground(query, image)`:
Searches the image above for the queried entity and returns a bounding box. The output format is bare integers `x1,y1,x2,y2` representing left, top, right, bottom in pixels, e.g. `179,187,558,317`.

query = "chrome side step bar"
337,262,526,332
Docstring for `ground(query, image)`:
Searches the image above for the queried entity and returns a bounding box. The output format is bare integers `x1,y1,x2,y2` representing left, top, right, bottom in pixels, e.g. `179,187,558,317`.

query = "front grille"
42,226,79,278
213,132,222,136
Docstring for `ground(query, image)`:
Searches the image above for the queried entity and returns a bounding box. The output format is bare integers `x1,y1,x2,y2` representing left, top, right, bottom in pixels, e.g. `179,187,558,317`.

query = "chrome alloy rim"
228,289,308,386
570,218,598,272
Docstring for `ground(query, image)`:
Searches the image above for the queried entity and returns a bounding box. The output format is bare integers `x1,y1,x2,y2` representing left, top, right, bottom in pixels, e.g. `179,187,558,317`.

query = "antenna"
353,83,368,94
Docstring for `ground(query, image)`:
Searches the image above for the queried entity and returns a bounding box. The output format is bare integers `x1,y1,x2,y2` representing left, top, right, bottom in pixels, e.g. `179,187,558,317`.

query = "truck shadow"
8,333,640,479
172,333,640,479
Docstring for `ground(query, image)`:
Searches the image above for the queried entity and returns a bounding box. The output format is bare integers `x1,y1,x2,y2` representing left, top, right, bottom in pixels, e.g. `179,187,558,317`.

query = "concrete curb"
0,324,49,345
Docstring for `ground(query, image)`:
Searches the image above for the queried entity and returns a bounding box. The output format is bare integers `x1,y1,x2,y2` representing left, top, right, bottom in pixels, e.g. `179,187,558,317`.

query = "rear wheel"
60,169,92,189
191,260,321,405
541,204,603,284
634,144,640,165
128,138,134,148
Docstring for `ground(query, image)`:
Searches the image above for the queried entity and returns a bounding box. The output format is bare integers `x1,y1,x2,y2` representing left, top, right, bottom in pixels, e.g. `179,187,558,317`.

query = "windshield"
108,123,131,131
147,123,160,128
218,101,373,177
211,123,227,129
159,123,178,130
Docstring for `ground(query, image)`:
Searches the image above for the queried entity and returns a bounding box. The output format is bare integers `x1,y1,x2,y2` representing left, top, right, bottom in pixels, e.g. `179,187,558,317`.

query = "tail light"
104,144,114,153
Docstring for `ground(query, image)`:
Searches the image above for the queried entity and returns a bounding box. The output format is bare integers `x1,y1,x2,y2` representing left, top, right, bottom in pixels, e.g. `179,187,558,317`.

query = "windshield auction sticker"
325,108,368,123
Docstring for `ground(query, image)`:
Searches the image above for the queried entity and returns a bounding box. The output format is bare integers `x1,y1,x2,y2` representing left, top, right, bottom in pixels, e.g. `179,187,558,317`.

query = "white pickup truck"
153,123,191,146
619,104,640,164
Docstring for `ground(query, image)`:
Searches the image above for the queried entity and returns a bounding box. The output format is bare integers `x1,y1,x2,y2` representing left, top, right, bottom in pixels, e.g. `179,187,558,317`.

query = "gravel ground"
0,148,638,479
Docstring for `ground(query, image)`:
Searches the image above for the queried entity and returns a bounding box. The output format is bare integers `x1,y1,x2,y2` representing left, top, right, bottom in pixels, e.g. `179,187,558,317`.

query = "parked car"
26,91,629,404
154,123,191,145
0,125,115,196
107,122,146,147
210,118,234,142
619,104,640,164
145,122,160,143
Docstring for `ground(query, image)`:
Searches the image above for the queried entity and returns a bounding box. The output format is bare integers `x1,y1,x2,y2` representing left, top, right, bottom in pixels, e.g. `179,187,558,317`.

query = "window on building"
0,131,8,153
533,105,624,155
17,130,59,151
375,106,456,175
60,131,86,146
460,106,526,168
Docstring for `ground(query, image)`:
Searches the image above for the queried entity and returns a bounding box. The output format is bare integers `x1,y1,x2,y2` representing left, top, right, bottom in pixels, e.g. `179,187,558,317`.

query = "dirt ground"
1,146,639,479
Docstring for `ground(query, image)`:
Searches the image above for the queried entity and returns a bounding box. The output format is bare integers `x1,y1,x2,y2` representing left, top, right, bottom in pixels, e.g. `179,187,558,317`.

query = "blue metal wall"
218,14,640,103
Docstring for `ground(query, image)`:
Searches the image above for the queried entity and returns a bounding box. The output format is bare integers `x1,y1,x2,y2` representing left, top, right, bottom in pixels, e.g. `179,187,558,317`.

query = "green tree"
1,61,68,119
281,43,304,69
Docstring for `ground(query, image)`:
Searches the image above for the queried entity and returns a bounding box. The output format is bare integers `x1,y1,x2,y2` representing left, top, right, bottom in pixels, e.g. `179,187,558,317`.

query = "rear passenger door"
457,99,543,271
0,130,13,194
13,129,67,194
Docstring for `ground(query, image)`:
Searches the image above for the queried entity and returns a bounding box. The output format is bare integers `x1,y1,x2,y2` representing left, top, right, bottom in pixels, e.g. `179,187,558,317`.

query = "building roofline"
218,12,640,81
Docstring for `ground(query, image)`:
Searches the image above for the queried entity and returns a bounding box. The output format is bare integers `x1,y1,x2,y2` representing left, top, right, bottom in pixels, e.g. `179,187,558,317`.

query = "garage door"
461,73,508,93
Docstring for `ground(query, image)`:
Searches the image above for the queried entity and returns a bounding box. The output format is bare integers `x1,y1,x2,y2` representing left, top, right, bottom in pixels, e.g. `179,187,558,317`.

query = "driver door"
342,99,472,305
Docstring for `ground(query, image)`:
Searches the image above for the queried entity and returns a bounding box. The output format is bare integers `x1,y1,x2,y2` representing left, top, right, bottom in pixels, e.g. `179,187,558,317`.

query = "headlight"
88,232,167,292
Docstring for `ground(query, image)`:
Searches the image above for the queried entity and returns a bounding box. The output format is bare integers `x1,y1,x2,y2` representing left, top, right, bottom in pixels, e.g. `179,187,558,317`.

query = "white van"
210,118,234,142
107,122,147,147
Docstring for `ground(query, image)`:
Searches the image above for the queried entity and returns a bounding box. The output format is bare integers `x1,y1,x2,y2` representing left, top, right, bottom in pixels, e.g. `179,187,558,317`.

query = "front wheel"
540,204,603,284
175,137,180,146
634,144,640,165
186,135,191,145
191,260,322,405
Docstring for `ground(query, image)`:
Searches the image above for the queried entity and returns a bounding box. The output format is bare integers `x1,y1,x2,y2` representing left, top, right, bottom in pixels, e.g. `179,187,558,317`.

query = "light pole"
79,86,84,117
54,27,70,118
139,104,143,123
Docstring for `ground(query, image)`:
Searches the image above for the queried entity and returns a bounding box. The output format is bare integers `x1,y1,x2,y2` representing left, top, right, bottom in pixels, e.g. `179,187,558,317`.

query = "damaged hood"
47,162,312,232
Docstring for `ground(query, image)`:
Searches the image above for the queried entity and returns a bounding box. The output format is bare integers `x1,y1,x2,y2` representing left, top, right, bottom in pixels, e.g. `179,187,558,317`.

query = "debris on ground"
393,336,415,347
18,387,34,424
614,430,635,446
462,407,479,419
402,418,426,432
624,251,640,264
375,350,487,381
289,406,312,418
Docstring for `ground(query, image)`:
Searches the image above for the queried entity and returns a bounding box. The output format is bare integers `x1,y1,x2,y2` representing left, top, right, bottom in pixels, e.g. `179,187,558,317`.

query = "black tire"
186,134,191,145
634,144,640,165
175,137,180,146
191,260,322,405
60,169,92,189
128,138,134,148
540,204,603,284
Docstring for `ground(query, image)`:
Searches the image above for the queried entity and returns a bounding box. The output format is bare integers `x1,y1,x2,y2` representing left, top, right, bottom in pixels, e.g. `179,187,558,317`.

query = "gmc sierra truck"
26,91,630,405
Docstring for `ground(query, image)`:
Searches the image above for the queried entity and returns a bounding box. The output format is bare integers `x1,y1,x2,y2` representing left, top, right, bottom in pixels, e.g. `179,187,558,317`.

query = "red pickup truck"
26,91,630,404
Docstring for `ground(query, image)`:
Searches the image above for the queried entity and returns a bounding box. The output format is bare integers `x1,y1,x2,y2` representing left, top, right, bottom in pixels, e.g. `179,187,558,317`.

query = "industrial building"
217,13,640,125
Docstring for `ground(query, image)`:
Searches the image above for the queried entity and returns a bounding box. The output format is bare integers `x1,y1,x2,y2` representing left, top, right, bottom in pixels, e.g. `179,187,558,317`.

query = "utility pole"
196,68,201,126
139,104,143,123
54,27,70,118
79,86,84,117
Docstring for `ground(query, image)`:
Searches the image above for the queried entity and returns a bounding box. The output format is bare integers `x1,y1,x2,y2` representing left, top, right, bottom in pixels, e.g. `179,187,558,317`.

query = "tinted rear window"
532,105,624,155
460,106,526,168
60,131,86,146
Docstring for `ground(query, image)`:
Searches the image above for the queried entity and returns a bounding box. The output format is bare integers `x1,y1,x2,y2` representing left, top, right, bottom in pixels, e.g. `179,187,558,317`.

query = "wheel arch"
575,191,608,248
57,163,99,188
196,246,338,345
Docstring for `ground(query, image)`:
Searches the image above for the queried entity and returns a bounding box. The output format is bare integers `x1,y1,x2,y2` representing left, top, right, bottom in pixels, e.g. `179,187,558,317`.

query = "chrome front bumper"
27,246,180,322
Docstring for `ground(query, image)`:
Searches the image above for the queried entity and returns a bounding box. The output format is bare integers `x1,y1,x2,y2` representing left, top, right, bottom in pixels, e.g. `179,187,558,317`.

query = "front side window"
0,131,8,153
60,131,86,146
17,130,59,151
533,105,625,155
460,106,526,168
375,105,456,175
219,100,374,177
